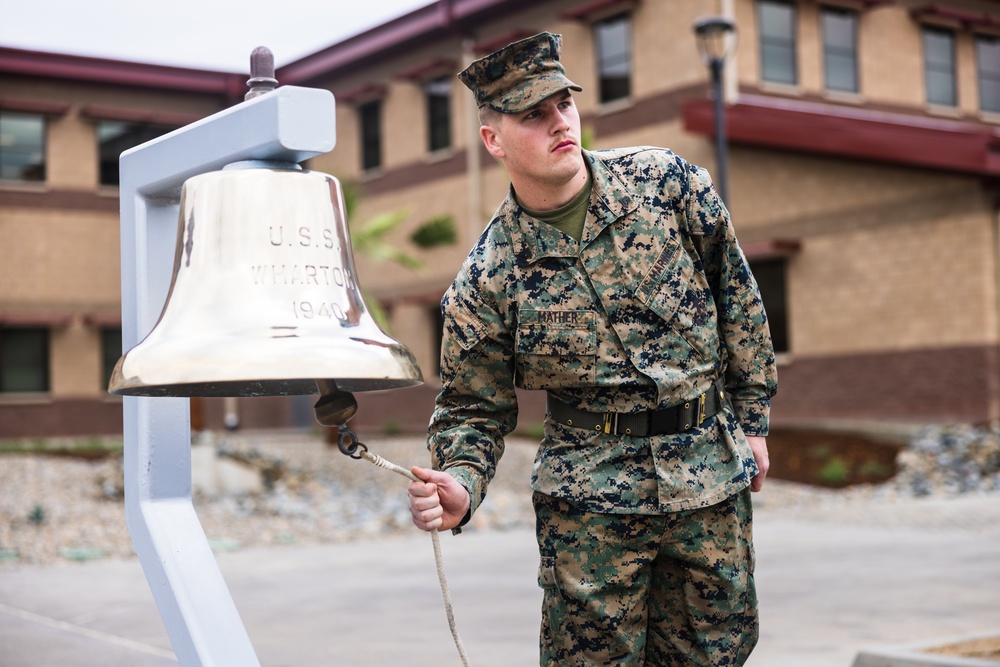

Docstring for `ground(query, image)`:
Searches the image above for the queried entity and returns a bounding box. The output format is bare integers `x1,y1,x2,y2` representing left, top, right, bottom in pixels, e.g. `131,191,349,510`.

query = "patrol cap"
458,32,582,113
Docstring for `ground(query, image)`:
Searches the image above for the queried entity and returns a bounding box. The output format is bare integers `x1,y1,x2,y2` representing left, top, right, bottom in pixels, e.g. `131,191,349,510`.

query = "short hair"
478,104,504,128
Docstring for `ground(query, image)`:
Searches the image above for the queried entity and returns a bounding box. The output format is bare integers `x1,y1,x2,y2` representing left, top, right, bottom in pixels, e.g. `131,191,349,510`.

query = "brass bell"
108,162,423,424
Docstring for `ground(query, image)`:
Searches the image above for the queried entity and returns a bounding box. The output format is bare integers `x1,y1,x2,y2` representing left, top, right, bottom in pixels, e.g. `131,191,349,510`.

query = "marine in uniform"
408,32,777,666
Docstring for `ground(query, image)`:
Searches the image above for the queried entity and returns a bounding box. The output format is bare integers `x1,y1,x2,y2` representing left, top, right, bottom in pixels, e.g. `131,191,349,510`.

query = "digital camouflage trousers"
534,489,757,666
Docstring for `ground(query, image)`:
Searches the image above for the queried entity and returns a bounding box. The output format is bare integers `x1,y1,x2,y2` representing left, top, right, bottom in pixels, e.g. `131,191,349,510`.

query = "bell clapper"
313,380,359,427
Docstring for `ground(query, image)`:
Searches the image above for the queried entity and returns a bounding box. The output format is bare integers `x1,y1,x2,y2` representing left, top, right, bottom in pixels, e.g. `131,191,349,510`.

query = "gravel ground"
2,430,999,566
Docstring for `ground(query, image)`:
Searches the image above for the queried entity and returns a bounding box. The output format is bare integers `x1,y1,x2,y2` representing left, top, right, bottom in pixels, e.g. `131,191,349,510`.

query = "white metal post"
118,85,336,666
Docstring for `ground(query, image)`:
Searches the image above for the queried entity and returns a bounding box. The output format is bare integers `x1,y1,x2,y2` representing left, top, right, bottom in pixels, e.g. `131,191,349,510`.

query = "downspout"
721,0,738,105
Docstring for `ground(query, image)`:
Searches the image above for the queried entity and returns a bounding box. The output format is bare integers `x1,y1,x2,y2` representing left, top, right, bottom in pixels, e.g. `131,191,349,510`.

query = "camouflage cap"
458,32,582,113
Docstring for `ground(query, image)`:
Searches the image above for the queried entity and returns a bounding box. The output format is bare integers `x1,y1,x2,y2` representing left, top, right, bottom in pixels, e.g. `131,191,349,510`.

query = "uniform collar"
504,149,638,265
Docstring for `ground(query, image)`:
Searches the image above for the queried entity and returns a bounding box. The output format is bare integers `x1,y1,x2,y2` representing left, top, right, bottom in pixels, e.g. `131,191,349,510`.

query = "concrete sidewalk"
2,494,999,666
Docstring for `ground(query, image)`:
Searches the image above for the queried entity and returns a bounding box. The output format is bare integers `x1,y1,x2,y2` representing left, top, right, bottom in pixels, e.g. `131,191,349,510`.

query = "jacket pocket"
516,310,596,389
635,236,717,359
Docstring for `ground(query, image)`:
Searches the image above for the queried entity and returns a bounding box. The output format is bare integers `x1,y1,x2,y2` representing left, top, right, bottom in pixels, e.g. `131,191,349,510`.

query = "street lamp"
693,16,737,204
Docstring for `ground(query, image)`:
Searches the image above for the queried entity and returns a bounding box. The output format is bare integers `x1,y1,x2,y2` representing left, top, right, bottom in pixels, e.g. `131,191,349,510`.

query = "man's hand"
408,467,472,532
747,436,769,492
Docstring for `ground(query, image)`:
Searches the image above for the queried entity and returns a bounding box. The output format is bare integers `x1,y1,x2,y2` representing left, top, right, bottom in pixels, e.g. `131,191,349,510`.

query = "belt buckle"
697,392,707,426
603,412,619,435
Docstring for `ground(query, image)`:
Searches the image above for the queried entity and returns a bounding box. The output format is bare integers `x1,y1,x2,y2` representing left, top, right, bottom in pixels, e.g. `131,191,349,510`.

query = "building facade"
1,0,998,438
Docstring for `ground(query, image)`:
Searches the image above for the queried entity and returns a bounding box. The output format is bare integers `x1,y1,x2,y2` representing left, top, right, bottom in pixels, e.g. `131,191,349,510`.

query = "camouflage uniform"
432,32,777,666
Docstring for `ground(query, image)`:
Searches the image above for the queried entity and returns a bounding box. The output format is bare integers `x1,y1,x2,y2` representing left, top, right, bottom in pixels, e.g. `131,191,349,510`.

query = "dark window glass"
759,0,797,85
748,259,789,354
0,112,45,182
0,328,49,393
822,7,858,93
595,14,632,103
425,77,452,152
976,35,1000,113
924,27,956,106
359,100,382,171
97,121,175,186
101,328,123,390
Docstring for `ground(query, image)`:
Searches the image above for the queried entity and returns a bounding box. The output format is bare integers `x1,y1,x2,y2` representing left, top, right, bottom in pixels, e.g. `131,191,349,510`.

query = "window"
594,14,632,103
359,99,382,172
759,0,798,85
101,328,123,389
97,121,175,186
0,112,45,182
425,77,452,153
749,259,789,354
924,27,956,107
822,7,858,93
0,328,49,393
976,34,1000,113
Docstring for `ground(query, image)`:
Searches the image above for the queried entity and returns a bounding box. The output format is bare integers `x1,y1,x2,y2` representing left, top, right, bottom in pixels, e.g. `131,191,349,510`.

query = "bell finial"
246,46,278,100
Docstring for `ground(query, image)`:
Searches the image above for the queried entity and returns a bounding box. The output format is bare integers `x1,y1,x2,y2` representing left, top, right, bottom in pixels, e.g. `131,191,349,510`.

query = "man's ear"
480,124,505,159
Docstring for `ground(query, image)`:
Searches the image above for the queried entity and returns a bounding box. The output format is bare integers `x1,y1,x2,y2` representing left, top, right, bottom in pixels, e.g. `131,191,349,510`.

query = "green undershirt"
520,170,593,242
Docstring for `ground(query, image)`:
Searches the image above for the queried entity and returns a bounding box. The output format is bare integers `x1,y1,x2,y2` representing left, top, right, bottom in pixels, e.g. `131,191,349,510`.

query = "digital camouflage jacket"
428,147,777,518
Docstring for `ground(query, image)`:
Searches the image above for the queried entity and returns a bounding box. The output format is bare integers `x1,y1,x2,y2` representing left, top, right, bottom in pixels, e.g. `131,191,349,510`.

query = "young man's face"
481,91,585,196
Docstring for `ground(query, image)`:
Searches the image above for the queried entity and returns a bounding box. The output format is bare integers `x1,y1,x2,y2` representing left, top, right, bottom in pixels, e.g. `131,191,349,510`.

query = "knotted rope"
337,426,471,667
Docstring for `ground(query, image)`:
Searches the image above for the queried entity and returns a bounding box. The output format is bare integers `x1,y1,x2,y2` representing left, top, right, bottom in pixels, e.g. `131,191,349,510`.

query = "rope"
339,428,472,667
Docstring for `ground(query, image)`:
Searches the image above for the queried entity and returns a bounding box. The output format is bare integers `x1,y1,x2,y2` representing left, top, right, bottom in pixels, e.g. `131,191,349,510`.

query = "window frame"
594,12,633,105
820,6,860,94
359,99,383,172
424,76,452,154
100,327,123,391
0,327,50,394
758,0,799,86
975,33,1000,114
96,120,177,187
923,25,958,107
747,258,790,355
0,111,46,183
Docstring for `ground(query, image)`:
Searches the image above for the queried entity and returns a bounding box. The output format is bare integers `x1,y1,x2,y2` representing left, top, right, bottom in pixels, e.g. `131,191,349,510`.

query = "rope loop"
336,425,368,459
334,424,472,667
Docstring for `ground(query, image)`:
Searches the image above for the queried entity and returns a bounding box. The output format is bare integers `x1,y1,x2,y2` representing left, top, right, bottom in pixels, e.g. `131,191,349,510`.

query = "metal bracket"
119,85,335,666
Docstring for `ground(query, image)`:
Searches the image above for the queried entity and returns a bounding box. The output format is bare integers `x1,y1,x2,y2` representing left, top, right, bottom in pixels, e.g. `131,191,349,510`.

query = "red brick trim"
79,104,200,127
0,47,244,99
560,0,639,21
0,97,71,115
683,94,1000,177
772,345,1000,425
0,188,120,212
0,312,74,326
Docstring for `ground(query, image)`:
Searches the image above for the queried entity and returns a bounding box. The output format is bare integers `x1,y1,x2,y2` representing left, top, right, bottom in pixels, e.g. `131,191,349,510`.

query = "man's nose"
551,110,571,132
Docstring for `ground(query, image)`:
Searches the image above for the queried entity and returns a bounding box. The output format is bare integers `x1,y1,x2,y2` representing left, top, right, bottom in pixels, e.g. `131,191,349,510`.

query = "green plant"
818,457,851,484
28,504,46,526
807,443,833,459
382,419,402,436
519,422,545,440
339,179,457,332
410,215,457,249
858,461,892,478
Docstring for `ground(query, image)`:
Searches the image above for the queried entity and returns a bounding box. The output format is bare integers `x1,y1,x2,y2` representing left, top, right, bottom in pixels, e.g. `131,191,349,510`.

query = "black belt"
546,378,727,437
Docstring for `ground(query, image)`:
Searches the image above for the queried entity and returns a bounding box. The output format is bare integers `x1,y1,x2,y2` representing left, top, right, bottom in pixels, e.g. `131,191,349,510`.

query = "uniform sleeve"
684,163,777,436
427,259,518,523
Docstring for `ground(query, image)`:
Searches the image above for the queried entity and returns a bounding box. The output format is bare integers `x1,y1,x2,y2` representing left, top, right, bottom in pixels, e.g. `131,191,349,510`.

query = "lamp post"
694,16,736,204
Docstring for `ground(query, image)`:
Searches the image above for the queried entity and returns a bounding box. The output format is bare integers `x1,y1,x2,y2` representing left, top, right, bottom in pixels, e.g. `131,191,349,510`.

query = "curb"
853,633,1000,667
